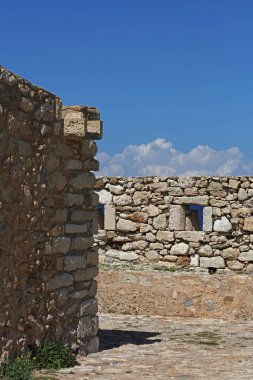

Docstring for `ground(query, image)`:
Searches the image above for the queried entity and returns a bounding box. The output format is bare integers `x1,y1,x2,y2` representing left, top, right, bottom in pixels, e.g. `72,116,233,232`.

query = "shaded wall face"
95,176,253,273
0,67,101,360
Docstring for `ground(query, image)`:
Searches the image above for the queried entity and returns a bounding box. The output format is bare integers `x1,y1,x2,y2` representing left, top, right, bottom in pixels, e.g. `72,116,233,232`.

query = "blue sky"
1,0,253,175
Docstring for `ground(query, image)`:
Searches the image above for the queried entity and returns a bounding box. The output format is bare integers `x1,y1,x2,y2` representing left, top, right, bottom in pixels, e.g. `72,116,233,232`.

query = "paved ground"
57,313,253,380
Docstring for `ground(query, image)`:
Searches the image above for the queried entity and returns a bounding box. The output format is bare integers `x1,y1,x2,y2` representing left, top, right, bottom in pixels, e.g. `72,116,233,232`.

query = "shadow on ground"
99,329,162,351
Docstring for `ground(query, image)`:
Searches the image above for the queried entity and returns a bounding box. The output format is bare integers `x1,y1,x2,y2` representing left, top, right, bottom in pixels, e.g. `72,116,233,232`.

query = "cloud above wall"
97,138,253,177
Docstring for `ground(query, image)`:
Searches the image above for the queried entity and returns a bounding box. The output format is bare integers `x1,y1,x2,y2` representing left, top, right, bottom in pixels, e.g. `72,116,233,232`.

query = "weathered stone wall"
0,66,102,360
95,176,253,273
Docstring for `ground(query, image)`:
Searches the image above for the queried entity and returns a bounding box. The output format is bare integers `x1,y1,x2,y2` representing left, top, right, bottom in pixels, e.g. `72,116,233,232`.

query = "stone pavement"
55,313,253,379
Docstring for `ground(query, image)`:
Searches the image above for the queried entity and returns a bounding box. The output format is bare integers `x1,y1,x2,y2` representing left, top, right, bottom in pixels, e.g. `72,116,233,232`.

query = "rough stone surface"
213,217,232,233
170,243,189,256
0,66,101,360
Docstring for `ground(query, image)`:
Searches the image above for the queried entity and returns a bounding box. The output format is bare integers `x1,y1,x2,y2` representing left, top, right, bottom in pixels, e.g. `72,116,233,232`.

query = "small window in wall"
186,205,204,231
97,204,105,230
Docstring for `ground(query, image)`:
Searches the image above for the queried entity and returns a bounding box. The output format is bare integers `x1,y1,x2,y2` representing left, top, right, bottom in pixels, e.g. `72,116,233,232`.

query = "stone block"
156,231,174,242
174,196,209,206
118,251,139,262
70,172,96,190
104,205,116,230
203,207,213,232
71,237,94,250
65,224,88,234
52,237,71,254
47,273,73,290
64,255,86,271
153,214,167,230
74,267,99,282
170,243,190,256
169,205,185,231
238,251,253,262
80,299,98,316
87,120,103,140
96,190,112,205
117,218,138,232
200,257,225,269
64,117,87,140
213,217,232,233
174,231,205,242
113,194,132,205
243,218,253,232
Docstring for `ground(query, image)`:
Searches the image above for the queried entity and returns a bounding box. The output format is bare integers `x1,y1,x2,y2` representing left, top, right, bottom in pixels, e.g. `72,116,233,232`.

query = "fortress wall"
0,66,102,360
95,176,253,274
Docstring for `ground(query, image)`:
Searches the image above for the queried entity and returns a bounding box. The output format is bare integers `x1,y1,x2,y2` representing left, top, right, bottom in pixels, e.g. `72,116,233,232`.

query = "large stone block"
203,207,213,232
104,205,116,230
200,257,225,269
64,117,87,140
169,205,185,231
213,217,232,233
173,196,209,206
174,231,205,242
170,243,190,256
86,120,103,140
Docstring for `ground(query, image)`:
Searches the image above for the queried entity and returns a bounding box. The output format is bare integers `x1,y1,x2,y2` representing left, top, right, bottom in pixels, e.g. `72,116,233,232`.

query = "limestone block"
113,194,132,206
145,250,159,261
147,204,160,217
174,196,209,206
213,217,232,233
118,251,139,262
238,188,248,201
146,232,157,242
105,184,124,195
203,207,213,232
243,218,253,232
198,245,213,257
117,218,138,232
132,240,149,250
227,260,244,271
86,120,103,140
229,179,240,189
174,231,205,242
47,273,73,290
170,243,190,256
156,231,174,242
149,182,168,192
169,205,185,231
133,191,150,205
70,172,96,190
200,257,225,269
104,205,116,230
96,190,112,205
238,251,253,262
64,117,87,140
221,248,239,260
153,214,167,230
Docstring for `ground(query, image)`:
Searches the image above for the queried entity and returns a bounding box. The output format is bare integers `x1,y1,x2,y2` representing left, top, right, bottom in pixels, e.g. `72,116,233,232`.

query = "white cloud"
97,138,252,177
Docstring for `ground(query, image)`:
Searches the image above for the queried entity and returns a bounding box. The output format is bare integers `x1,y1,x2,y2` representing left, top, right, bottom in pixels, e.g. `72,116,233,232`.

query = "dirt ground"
54,312,253,380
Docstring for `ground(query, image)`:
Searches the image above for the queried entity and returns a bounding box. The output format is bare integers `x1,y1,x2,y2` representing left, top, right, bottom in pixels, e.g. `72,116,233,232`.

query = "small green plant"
0,341,78,379
0,357,33,380
29,340,77,370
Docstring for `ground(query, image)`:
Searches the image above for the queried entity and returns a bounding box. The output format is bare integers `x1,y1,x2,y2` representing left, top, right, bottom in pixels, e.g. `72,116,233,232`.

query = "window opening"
186,205,204,231
97,204,105,230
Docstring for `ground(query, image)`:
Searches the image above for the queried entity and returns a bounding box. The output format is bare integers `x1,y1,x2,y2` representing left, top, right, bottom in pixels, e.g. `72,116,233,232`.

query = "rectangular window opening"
186,205,204,231
97,204,105,230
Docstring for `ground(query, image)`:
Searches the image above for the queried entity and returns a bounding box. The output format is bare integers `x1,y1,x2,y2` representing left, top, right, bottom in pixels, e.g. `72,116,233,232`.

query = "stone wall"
95,176,253,273
0,66,102,360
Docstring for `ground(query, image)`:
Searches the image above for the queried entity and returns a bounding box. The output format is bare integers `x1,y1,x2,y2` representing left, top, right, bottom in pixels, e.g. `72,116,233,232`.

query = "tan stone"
243,218,253,232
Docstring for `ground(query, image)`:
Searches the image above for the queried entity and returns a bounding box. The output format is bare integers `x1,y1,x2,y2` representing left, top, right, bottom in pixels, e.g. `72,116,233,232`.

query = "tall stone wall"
95,176,253,273
0,66,102,360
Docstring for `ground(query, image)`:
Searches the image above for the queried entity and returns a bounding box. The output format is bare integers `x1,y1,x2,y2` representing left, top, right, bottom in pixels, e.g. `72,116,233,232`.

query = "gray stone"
80,299,98,316
118,251,139,262
113,194,132,206
147,204,160,217
47,273,73,290
106,184,124,195
117,218,138,232
238,251,253,262
70,172,96,190
145,250,159,261
200,257,225,269
169,205,185,231
198,245,213,257
173,196,209,206
213,217,232,233
222,248,239,260
64,255,86,271
156,231,174,242
97,190,112,205
170,243,189,256
238,188,248,201
153,214,167,230
203,207,213,232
